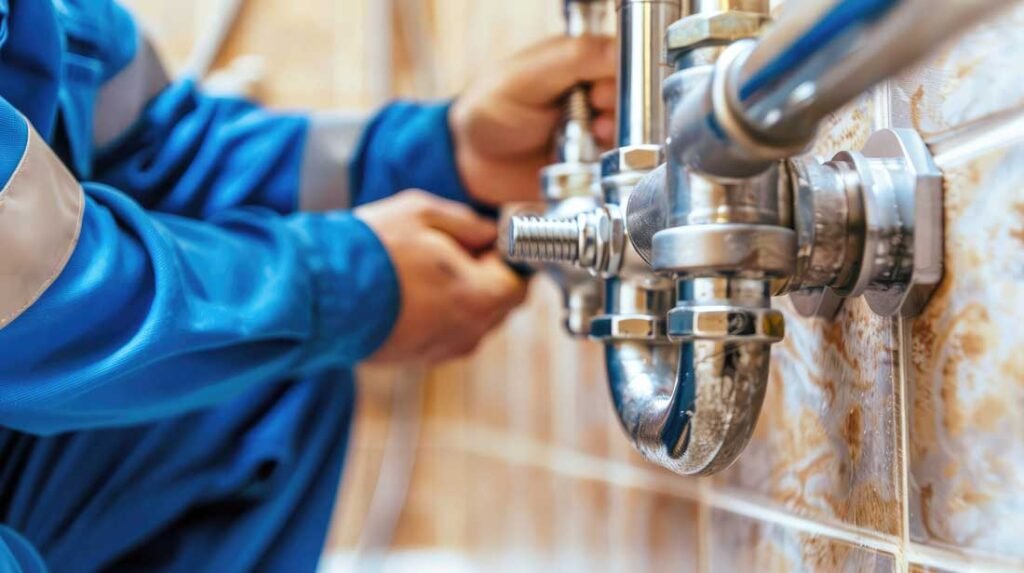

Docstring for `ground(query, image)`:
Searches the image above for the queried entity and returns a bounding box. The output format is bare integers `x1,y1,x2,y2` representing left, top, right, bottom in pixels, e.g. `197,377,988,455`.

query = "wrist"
287,211,401,366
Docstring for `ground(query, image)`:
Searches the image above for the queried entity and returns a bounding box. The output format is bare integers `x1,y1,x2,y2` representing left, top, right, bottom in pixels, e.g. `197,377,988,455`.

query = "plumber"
0,1,615,570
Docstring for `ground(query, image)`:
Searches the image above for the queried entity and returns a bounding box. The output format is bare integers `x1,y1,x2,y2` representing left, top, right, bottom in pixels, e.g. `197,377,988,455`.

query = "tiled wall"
128,0,1024,571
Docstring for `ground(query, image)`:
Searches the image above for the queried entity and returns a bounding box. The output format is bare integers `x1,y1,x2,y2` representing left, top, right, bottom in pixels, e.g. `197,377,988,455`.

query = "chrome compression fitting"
502,0,1012,477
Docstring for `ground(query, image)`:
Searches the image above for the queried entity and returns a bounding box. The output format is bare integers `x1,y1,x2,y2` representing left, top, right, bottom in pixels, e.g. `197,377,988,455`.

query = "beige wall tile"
905,143,1024,561
886,14,1024,560
611,489,700,573
909,565,959,573
709,511,898,573
891,5,1024,139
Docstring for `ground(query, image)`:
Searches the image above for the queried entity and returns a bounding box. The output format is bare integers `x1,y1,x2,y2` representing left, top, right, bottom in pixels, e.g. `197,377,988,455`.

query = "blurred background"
122,1,1024,572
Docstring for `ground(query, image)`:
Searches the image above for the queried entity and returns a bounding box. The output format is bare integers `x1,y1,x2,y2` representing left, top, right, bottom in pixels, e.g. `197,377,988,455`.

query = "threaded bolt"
565,88,592,127
559,89,599,164
506,215,582,264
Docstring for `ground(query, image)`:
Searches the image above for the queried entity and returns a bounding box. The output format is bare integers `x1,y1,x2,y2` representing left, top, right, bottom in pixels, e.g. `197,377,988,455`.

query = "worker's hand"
450,36,617,206
356,191,529,364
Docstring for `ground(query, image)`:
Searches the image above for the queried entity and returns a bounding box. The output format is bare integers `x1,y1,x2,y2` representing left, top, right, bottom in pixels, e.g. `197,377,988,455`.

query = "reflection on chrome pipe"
616,0,680,147
605,341,676,453
605,278,775,475
738,0,1016,145
670,0,1020,178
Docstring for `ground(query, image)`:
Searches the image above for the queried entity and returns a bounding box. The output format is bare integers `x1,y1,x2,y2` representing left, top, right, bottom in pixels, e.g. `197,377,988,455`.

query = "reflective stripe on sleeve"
93,31,170,150
299,112,367,212
0,127,86,329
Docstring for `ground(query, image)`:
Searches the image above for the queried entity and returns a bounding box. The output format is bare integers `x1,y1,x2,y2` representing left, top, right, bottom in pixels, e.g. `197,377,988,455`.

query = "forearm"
0,108,398,435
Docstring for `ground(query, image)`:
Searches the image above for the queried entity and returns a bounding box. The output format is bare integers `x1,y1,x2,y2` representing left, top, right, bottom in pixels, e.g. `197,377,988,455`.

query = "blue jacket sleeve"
94,85,473,216
0,99,400,436
349,101,472,207
92,80,310,218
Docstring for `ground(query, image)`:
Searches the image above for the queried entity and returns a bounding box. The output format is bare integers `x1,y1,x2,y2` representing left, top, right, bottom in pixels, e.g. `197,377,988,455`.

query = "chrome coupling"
784,129,944,319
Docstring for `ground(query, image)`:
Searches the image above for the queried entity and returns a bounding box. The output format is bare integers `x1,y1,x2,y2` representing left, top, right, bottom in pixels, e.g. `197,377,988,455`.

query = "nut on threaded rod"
505,215,582,264
503,207,626,276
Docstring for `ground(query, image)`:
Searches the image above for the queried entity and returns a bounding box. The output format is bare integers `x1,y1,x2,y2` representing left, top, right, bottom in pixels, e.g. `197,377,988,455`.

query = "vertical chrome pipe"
616,0,680,147
607,0,782,476
603,0,702,472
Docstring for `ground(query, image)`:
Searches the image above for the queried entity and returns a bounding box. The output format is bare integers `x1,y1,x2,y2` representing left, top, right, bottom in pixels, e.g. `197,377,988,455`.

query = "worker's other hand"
356,191,529,364
450,36,617,206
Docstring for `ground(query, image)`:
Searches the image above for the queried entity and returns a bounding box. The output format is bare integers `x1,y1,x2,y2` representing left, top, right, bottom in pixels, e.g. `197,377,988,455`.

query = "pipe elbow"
605,338,771,476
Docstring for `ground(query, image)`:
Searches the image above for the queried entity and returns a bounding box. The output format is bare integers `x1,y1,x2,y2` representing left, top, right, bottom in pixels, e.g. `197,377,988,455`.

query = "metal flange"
787,129,943,319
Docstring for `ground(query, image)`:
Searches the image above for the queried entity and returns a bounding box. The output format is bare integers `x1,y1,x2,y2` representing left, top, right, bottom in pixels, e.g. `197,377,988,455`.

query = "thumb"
501,36,617,107
419,197,498,252
463,251,530,308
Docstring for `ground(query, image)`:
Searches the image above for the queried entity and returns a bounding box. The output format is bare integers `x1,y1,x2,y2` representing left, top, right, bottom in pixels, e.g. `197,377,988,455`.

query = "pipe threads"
560,88,599,164
506,215,581,264
565,88,592,129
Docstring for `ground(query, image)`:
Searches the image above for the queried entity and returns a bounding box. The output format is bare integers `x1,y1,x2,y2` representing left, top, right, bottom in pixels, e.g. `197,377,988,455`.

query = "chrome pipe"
670,0,1021,178
601,0,783,476
606,0,786,475
606,278,775,475
616,0,680,147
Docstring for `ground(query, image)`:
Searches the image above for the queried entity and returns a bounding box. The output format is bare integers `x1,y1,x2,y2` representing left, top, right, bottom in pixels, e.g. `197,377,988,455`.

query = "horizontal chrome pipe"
670,0,1021,178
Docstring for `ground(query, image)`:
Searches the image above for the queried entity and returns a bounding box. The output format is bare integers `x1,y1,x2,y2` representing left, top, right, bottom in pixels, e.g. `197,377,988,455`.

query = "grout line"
874,81,893,131
439,423,915,556
879,76,909,573
435,423,703,502
437,423,1023,572
928,104,1024,169
897,317,913,573
707,487,903,556
905,543,1024,573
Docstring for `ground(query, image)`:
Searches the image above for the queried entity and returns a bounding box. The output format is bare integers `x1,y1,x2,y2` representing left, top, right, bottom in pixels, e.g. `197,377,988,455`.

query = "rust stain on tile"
830,483,902,535
1011,203,1024,244
822,320,860,375
842,406,863,465
910,84,927,133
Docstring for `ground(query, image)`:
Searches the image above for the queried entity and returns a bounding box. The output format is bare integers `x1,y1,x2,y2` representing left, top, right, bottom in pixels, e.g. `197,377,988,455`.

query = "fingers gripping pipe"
502,0,608,337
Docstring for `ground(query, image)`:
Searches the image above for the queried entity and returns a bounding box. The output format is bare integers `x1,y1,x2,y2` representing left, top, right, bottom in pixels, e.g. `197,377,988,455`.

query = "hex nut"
666,11,770,59
858,129,944,319
600,145,663,176
666,305,785,343
589,314,667,341
540,162,601,202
